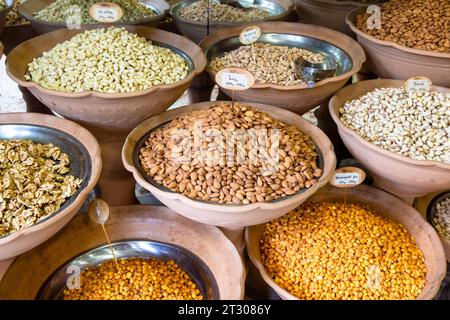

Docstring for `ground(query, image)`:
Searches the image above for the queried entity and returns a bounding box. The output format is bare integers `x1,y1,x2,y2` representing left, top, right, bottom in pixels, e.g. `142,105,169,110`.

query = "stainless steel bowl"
0,124,92,240
205,32,353,77
36,240,220,300
171,0,286,21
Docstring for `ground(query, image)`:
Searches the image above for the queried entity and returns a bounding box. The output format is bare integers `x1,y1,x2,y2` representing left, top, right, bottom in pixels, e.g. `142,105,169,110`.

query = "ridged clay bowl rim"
170,0,295,27
329,78,450,171
18,0,170,30
122,101,336,214
6,25,206,99
0,113,102,246
200,21,366,91
346,7,450,59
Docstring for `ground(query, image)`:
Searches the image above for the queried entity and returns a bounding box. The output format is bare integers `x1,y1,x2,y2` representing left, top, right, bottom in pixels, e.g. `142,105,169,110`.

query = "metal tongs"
294,57,337,88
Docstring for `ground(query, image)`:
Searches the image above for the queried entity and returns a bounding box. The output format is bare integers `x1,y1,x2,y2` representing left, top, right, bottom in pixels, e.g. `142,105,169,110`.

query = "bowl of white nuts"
427,191,450,262
122,101,336,228
201,22,365,115
0,113,102,260
329,79,450,201
170,0,295,43
7,25,206,131
19,0,170,34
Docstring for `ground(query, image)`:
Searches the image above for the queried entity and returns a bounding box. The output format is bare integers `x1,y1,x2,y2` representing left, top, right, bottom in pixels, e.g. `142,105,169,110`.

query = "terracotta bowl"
6,25,206,132
426,191,450,263
246,184,447,300
19,0,170,34
295,0,379,37
0,23,37,56
170,0,295,43
346,8,450,87
0,0,13,36
122,101,336,228
200,22,365,115
0,113,102,261
0,205,245,300
329,79,450,200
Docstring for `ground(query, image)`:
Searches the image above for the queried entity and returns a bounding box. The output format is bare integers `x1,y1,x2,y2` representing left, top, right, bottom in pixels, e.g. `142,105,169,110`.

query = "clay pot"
170,0,295,43
329,79,450,200
0,0,12,36
0,205,245,300
295,0,376,37
19,0,170,34
346,8,450,87
0,113,102,261
122,101,336,229
0,23,37,56
246,184,447,300
7,26,206,206
200,22,365,114
7,25,206,132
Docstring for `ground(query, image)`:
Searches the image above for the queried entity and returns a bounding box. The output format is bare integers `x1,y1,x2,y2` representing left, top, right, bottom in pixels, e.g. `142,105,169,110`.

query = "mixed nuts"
25,27,189,93
0,140,82,237
261,202,427,300
210,43,324,86
340,87,449,163
139,103,323,205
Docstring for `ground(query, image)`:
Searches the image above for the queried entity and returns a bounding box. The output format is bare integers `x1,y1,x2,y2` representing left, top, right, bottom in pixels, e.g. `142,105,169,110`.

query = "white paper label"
334,172,360,185
404,77,432,92
239,26,261,45
215,68,255,91
89,2,123,23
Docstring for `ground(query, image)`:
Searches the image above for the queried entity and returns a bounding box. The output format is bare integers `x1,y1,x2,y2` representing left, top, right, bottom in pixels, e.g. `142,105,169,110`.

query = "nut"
178,0,270,23
339,87,450,163
25,27,189,93
34,0,157,24
356,0,450,53
210,43,324,86
260,202,427,300
139,102,323,205
63,258,203,300
0,140,82,237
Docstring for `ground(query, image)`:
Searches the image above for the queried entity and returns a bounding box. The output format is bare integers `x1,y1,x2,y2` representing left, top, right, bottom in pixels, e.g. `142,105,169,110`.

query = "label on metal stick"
89,2,124,23
239,26,261,45
330,167,366,188
404,76,432,93
215,68,255,91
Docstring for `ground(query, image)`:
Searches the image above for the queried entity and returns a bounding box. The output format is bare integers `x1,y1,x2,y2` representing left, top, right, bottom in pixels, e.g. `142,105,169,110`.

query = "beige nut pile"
63,258,203,300
0,140,82,237
261,202,427,300
139,103,323,204
178,0,270,23
433,196,450,240
25,27,189,93
340,87,450,163
356,0,450,53
210,43,324,86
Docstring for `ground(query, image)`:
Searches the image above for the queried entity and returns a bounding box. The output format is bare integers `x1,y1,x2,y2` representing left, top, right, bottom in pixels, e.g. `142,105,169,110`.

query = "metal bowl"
200,22,365,114
18,0,170,35
170,0,295,43
0,113,102,260
37,240,220,300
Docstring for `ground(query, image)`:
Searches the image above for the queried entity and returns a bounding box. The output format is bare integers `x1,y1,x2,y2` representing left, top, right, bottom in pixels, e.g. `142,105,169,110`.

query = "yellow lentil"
260,202,427,300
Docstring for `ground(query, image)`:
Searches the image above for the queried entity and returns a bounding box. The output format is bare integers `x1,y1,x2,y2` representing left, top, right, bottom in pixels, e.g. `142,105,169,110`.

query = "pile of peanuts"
340,87,449,163
210,43,324,86
178,0,270,23
356,0,450,53
63,258,203,300
260,202,427,300
139,103,322,205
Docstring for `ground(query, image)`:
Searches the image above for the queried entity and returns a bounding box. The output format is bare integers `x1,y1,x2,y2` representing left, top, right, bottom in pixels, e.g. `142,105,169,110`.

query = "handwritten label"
330,167,366,188
404,76,432,93
239,26,261,45
215,68,255,91
89,2,123,23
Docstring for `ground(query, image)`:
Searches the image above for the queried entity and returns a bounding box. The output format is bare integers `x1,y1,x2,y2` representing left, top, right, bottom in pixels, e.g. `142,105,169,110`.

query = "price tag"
239,26,261,45
403,76,432,93
330,167,366,188
89,2,124,23
215,68,255,91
